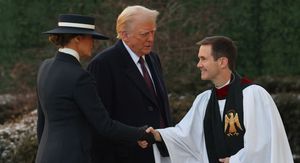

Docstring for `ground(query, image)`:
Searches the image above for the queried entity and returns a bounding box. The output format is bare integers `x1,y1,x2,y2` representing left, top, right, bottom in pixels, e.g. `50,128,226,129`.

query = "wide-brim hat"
43,14,109,40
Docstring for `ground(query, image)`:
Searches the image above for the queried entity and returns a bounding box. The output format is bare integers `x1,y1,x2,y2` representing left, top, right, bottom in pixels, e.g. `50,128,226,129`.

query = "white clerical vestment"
153,85,294,163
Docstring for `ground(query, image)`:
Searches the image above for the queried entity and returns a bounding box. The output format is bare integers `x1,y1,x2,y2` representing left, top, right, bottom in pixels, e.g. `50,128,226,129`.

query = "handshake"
137,127,162,148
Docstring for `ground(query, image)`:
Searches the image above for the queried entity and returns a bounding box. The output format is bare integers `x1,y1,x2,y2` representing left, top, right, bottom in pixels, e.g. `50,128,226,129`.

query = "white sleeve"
154,91,211,163
230,85,293,163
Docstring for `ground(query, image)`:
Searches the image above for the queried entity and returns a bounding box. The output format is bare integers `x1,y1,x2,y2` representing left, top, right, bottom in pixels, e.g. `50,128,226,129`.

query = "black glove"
138,125,156,145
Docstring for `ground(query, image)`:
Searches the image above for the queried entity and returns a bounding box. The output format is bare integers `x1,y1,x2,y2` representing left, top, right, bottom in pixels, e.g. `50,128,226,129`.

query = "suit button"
147,106,154,111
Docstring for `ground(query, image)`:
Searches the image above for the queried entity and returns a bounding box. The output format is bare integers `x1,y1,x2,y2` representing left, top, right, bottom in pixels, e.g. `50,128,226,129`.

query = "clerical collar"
215,80,230,100
59,48,80,62
216,80,230,89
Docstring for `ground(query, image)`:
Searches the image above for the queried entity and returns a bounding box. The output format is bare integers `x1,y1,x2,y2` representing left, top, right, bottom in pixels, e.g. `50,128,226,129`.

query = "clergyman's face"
123,19,156,56
197,44,221,82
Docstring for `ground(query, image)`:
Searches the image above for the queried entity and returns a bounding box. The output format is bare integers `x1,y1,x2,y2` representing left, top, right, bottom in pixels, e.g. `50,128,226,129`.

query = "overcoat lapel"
146,55,165,105
146,56,162,93
115,41,160,108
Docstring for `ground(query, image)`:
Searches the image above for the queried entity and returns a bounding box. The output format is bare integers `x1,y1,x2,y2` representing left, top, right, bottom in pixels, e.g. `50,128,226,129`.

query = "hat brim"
43,27,109,40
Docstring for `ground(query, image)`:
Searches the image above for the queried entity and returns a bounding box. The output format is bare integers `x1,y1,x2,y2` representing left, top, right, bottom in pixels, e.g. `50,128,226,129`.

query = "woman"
36,14,151,163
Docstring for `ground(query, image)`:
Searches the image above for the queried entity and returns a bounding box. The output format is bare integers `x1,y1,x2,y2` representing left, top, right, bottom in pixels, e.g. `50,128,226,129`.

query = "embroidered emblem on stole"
224,110,243,136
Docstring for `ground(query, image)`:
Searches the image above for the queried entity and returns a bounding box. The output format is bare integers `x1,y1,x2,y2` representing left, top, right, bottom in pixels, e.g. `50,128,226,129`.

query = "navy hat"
43,14,109,40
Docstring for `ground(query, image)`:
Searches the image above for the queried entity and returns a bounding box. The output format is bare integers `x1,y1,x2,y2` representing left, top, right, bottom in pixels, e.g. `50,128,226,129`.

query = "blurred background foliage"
0,0,299,162
0,0,299,94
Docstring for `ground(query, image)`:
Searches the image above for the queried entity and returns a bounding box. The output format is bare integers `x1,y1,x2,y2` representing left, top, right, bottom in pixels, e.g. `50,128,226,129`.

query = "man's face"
197,45,221,82
123,20,156,56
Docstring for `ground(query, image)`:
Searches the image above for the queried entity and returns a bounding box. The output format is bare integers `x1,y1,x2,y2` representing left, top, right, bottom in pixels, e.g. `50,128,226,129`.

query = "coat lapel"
115,41,160,108
146,54,172,124
146,55,166,102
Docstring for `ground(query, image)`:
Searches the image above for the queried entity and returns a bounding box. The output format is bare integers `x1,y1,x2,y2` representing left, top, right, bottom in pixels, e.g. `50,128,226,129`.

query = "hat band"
58,22,95,30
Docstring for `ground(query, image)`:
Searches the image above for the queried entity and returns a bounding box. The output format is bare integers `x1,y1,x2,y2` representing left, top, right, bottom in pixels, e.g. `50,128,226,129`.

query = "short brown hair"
197,36,237,71
48,34,78,48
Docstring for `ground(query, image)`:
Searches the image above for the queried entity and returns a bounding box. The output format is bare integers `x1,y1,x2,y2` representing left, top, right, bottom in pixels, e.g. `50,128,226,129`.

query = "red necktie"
139,57,165,128
139,57,156,97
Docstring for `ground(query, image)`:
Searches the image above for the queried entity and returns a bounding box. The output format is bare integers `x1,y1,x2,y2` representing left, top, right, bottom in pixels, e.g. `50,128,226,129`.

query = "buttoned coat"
87,40,172,163
36,52,143,163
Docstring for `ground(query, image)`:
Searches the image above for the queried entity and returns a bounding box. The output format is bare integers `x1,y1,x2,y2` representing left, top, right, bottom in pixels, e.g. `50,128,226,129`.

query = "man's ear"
219,57,229,69
120,31,129,41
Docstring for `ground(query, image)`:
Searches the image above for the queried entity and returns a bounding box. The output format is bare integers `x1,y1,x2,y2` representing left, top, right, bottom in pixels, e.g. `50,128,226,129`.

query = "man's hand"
219,157,230,163
137,126,163,148
146,127,162,142
137,126,156,148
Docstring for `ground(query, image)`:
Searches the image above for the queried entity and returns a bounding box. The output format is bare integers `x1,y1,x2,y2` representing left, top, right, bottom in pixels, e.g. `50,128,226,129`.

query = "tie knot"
139,57,145,64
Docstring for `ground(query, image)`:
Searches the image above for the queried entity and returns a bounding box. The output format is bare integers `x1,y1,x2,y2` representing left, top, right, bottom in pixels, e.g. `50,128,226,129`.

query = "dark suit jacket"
36,52,144,163
87,40,172,163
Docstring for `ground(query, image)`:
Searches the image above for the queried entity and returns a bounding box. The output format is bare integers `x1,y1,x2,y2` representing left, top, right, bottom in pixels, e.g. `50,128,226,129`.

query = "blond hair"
116,5,159,39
